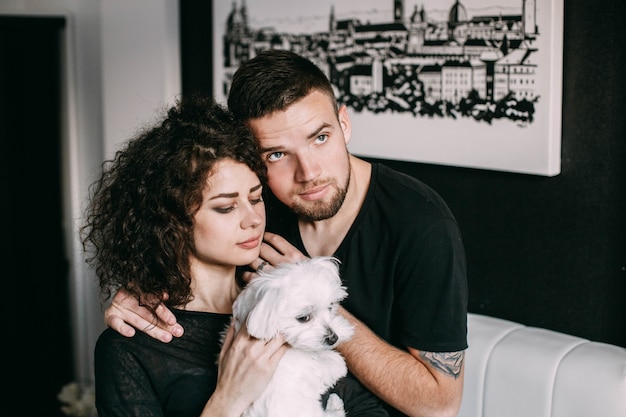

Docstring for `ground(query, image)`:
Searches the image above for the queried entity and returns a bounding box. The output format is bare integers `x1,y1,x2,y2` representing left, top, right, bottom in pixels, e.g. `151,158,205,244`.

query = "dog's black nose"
324,331,338,346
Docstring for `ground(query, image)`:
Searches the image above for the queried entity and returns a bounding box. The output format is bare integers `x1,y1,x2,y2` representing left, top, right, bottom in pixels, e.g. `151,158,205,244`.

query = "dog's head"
232,256,354,350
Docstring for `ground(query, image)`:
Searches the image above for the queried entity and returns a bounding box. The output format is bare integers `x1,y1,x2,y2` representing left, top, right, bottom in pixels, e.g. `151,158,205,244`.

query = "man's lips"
238,236,261,249
299,184,328,201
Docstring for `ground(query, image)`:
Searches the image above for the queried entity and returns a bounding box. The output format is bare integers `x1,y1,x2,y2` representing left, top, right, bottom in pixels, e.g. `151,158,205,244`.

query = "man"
105,50,468,417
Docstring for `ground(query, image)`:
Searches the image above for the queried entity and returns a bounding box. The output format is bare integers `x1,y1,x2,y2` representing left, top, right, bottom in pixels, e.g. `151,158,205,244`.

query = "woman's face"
191,159,265,268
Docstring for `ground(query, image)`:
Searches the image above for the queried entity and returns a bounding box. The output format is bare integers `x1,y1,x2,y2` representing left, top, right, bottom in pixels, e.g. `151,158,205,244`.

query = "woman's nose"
242,205,264,229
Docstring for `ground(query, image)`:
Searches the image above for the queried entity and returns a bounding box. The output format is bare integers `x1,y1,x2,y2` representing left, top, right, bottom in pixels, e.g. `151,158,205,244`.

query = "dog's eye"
296,314,311,323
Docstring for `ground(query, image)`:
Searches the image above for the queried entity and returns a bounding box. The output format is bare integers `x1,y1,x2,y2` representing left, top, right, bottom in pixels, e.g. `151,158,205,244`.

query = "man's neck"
299,156,371,257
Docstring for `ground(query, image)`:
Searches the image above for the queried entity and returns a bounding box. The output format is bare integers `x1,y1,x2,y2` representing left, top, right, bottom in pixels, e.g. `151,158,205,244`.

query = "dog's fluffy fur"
231,256,354,417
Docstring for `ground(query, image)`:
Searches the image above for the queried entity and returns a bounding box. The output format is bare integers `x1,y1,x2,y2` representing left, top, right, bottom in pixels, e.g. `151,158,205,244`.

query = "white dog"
231,256,355,417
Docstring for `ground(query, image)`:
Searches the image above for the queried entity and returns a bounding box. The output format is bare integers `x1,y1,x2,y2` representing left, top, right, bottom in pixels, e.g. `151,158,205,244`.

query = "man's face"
247,90,352,221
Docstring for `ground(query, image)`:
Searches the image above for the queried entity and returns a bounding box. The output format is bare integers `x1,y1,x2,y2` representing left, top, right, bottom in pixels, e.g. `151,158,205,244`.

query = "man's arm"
102,232,300,340
255,232,465,416
338,308,464,417
104,289,184,342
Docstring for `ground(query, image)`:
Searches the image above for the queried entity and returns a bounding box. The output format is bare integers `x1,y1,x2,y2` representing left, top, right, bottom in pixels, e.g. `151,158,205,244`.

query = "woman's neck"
180,263,241,314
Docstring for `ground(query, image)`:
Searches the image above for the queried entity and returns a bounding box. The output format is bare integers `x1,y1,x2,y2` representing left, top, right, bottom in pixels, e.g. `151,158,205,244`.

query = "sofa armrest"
458,313,626,417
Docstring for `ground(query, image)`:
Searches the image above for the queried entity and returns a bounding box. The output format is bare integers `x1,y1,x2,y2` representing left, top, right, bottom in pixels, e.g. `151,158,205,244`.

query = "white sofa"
458,313,626,417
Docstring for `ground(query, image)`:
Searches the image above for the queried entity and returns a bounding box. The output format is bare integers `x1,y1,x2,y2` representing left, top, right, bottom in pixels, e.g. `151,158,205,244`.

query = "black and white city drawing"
211,0,563,176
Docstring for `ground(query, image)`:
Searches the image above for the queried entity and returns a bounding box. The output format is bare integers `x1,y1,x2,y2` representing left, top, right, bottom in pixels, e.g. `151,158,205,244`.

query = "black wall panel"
180,0,625,346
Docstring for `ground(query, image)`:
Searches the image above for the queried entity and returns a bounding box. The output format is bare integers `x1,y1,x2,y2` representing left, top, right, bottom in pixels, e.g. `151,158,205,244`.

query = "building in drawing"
222,0,540,122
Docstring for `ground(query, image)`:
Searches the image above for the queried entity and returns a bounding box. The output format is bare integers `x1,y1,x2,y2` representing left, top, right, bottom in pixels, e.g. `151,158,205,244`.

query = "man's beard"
291,176,350,222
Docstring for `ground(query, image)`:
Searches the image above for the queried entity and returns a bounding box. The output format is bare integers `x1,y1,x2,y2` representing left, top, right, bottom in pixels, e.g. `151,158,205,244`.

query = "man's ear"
338,104,352,146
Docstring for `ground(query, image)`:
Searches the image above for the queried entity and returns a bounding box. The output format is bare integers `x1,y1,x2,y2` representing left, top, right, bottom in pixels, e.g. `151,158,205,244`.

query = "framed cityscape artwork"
211,0,564,176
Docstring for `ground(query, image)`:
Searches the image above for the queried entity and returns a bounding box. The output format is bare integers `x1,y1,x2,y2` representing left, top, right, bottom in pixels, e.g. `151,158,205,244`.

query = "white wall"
100,0,181,158
0,0,181,383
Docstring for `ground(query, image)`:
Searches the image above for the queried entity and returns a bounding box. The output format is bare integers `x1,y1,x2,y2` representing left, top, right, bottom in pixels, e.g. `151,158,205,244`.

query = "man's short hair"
227,50,338,120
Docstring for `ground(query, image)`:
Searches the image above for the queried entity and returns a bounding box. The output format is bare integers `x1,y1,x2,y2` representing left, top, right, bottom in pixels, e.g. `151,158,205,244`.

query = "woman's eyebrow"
209,192,238,200
209,183,262,200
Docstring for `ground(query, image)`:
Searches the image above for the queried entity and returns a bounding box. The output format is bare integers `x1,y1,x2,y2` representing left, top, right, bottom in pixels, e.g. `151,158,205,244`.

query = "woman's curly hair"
81,95,266,313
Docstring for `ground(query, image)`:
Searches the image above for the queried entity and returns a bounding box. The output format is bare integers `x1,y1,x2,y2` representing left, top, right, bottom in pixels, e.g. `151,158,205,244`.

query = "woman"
82,96,285,417
82,96,388,417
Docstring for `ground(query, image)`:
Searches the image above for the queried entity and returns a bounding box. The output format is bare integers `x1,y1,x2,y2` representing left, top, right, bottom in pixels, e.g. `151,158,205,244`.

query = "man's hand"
104,289,184,343
259,232,307,263
106,232,305,339
242,232,308,282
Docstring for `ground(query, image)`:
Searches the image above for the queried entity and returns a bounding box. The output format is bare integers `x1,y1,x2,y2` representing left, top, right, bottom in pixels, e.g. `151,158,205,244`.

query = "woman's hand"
202,321,288,416
104,288,184,342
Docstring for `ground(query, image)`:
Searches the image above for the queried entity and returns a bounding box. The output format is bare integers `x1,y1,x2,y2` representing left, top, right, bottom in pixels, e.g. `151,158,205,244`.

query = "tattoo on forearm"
420,351,464,379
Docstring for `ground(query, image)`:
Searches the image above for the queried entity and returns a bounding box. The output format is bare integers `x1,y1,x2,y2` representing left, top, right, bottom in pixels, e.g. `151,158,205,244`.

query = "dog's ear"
313,256,340,276
234,277,283,340
310,256,348,299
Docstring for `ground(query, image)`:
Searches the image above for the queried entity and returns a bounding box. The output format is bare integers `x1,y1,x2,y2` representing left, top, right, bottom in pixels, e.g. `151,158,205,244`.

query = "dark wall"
0,16,73,415
180,1,625,347
373,1,626,347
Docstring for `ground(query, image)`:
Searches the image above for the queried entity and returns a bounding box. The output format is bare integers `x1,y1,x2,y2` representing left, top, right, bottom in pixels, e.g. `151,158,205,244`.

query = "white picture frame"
212,0,564,176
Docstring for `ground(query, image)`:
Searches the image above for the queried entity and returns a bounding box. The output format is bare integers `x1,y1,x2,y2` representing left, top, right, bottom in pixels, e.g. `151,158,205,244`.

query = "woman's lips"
238,236,261,249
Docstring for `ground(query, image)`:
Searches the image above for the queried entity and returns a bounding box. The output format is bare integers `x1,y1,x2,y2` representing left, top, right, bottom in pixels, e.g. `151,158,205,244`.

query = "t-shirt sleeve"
395,215,468,352
322,372,390,416
94,330,164,417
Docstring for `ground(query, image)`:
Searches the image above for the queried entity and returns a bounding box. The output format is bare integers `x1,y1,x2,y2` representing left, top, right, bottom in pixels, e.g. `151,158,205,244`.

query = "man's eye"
315,134,328,144
296,314,311,323
267,152,284,162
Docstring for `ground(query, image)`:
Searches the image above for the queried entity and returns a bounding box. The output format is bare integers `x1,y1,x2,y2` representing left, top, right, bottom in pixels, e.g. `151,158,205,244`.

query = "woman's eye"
296,314,311,323
250,197,264,205
214,206,234,214
267,152,284,162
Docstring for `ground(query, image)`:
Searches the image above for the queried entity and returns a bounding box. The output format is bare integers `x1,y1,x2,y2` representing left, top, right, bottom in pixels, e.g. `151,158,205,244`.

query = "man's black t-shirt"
265,163,468,416
266,163,468,351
